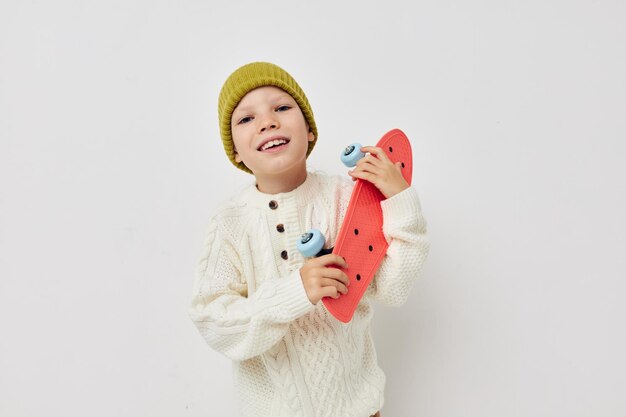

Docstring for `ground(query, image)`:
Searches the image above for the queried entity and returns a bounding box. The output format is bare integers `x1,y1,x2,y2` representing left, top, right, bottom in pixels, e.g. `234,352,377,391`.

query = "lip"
257,135,290,151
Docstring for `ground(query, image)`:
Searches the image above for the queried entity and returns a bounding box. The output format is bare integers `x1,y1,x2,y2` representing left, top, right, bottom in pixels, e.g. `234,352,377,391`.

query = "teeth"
260,139,288,151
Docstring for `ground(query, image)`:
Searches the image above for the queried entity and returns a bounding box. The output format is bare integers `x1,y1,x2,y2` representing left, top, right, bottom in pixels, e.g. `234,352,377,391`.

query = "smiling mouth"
258,138,291,152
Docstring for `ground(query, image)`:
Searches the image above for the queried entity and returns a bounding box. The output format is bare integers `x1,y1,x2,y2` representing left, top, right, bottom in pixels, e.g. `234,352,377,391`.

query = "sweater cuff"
254,270,316,319
381,186,422,228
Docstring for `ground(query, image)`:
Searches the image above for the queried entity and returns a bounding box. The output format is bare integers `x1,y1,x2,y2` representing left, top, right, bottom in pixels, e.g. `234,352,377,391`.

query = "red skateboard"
297,128,413,322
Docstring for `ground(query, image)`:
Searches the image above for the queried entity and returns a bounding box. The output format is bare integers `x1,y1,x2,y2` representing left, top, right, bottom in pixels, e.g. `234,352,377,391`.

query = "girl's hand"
348,146,410,199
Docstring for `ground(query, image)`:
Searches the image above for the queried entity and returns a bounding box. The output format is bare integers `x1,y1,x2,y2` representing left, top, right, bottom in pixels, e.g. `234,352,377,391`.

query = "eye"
238,116,253,125
276,105,291,111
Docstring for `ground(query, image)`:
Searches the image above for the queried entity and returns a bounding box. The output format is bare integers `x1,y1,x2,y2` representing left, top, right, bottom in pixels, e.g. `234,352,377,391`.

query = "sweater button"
276,224,285,233
281,250,288,260
269,200,278,209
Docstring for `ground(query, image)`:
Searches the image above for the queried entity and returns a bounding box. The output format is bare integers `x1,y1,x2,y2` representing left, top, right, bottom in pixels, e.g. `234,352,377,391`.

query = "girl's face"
231,86,314,178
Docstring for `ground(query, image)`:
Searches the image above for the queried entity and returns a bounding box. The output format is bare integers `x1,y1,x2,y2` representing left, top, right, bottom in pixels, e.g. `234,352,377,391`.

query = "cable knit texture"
189,170,430,417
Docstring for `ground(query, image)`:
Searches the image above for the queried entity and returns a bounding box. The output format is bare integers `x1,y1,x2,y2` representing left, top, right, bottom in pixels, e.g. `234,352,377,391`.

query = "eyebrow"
233,94,293,114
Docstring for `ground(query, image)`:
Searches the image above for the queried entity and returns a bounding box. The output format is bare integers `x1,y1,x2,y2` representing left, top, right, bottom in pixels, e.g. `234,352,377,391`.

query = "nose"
258,113,280,133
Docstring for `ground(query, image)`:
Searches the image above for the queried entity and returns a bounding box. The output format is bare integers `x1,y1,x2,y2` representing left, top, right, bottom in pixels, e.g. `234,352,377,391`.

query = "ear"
232,143,242,163
308,129,315,142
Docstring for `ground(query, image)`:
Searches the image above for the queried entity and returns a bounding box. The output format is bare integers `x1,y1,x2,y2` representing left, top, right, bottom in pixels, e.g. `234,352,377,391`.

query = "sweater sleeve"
188,215,315,361
365,186,430,306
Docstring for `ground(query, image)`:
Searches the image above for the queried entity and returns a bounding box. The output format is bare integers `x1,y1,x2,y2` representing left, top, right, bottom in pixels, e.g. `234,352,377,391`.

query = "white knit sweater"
189,170,430,417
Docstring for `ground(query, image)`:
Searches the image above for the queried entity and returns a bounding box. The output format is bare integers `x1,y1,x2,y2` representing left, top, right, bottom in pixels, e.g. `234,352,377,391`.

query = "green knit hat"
217,62,318,174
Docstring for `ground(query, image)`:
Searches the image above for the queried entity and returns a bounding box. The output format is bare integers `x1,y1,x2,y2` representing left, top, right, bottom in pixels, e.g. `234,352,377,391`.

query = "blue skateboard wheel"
340,143,365,167
297,229,325,258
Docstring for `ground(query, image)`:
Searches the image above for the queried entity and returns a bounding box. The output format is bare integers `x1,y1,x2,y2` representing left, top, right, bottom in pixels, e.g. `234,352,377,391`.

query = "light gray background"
1,0,625,416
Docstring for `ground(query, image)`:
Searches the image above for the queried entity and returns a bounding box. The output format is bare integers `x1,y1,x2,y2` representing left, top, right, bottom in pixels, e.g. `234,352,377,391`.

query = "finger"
351,161,384,176
349,161,384,182
320,278,348,295
322,267,351,287
319,286,340,299
356,153,384,168
319,253,349,269
348,170,374,183
360,146,391,163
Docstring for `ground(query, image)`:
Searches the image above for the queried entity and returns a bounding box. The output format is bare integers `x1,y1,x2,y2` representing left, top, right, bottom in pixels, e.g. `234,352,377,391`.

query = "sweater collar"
238,170,319,210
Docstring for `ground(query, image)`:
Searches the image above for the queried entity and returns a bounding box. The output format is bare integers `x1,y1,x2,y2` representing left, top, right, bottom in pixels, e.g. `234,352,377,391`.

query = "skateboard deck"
323,128,413,322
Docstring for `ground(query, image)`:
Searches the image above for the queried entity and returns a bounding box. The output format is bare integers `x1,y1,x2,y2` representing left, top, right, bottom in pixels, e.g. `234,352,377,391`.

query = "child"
189,62,430,417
